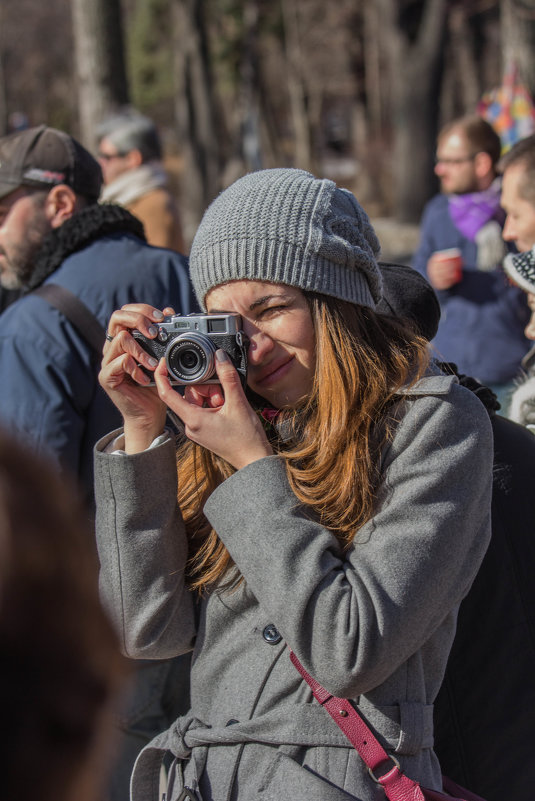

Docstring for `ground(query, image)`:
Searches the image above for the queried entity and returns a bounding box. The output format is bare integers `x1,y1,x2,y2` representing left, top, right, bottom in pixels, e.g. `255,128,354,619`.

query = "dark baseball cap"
0,124,102,202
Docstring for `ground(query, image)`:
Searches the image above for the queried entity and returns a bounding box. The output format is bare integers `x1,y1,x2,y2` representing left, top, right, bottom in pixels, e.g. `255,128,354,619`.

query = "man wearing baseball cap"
0,124,196,482
0,125,195,801
0,125,103,308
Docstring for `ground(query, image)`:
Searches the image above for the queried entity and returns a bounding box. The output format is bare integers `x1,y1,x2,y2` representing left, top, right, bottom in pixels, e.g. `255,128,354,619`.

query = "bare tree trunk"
0,52,7,136
352,101,382,210
257,73,287,168
363,4,383,136
440,6,480,124
0,4,8,136
357,4,388,212
501,0,535,96
378,0,448,222
280,0,314,171
449,6,481,111
71,0,129,150
172,0,222,241
240,0,263,172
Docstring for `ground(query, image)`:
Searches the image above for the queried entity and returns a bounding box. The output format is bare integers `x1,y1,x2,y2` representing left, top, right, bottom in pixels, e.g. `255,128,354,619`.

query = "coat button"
263,624,282,644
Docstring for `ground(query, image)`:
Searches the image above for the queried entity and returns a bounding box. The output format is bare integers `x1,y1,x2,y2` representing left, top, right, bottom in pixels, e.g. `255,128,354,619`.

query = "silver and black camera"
133,313,248,387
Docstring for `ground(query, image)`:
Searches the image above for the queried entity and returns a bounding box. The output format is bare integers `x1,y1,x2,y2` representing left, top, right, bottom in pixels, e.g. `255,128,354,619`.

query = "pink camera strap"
288,650,486,801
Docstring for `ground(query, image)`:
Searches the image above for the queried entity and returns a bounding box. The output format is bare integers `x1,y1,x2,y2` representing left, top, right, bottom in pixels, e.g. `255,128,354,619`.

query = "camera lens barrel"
166,332,217,384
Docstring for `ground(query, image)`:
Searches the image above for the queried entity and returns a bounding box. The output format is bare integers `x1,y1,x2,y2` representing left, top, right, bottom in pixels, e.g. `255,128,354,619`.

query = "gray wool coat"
94,372,493,801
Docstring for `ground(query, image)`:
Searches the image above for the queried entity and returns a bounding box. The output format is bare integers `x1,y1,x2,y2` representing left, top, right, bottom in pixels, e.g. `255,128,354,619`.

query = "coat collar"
397,364,458,397
24,203,146,292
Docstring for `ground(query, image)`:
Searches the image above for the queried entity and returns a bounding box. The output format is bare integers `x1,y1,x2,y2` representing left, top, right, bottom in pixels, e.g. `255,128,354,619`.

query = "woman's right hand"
99,303,172,453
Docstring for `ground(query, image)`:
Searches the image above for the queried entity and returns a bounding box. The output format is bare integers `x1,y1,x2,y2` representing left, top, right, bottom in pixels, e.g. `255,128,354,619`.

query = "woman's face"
205,280,316,409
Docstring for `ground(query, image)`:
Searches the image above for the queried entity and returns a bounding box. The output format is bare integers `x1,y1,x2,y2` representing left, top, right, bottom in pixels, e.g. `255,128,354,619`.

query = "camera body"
133,313,248,387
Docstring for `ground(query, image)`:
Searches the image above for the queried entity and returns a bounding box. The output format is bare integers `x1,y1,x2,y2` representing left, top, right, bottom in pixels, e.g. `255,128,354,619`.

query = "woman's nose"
245,327,274,364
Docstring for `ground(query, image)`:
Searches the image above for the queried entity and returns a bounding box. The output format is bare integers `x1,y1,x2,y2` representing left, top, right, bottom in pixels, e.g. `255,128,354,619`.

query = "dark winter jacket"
433,373,535,801
0,203,195,501
412,193,530,384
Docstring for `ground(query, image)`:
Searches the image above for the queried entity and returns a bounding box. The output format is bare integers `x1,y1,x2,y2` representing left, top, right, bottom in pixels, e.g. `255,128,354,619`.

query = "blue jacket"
0,208,195,502
412,193,530,384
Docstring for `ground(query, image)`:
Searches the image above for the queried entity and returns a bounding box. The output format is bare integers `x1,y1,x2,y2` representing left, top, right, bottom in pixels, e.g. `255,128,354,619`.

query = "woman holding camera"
96,168,493,801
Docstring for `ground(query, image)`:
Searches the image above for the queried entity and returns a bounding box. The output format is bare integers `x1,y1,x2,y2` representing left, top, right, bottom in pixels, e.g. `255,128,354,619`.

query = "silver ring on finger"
105,331,114,343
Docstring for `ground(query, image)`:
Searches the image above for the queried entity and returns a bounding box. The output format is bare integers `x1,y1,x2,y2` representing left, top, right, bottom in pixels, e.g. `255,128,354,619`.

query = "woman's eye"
259,305,286,318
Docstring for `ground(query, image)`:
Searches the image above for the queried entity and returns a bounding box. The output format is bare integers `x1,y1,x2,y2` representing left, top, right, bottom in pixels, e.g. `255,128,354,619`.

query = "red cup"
432,248,463,284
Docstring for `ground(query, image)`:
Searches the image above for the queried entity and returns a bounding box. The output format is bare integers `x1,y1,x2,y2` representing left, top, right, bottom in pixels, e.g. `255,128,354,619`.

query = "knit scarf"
100,162,169,207
24,203,145,293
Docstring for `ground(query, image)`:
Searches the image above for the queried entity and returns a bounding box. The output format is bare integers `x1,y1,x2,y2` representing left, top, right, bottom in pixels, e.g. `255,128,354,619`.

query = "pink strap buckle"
367,753,401,784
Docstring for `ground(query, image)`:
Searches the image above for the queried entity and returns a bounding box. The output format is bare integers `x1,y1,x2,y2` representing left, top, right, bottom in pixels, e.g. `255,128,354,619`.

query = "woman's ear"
44,185,78,229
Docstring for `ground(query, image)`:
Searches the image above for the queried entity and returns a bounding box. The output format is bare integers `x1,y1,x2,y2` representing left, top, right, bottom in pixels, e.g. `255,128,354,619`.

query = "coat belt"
131,700,434,801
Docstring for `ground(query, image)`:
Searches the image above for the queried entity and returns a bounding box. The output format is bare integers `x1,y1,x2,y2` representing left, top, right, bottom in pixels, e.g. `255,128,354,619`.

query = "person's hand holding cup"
427,248,463,290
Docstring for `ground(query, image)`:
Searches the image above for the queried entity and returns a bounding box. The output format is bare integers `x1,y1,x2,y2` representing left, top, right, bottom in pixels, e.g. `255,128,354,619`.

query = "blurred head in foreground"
0,429,125,801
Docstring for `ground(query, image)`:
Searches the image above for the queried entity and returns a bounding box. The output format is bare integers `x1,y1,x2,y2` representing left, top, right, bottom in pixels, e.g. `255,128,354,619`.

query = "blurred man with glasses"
97,108,185,253
412,114,530,407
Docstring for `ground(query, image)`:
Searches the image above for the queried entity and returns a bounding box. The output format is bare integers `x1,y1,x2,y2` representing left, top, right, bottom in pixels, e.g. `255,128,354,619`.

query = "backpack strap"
32,283,106,354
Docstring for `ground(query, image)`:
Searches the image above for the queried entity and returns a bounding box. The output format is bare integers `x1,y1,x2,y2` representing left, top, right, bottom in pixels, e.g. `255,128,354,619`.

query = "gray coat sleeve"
94,431,196,659
204,384,493,698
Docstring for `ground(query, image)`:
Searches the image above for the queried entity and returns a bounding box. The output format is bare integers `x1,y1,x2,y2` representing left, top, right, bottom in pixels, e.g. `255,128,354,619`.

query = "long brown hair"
177,292,430,593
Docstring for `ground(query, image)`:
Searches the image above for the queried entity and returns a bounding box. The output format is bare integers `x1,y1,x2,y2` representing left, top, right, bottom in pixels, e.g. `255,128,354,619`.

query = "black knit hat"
0,125,102,202
377,261,441,341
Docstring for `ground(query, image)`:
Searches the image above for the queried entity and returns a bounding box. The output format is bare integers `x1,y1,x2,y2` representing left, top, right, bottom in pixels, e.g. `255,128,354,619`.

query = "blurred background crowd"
2,0,535,251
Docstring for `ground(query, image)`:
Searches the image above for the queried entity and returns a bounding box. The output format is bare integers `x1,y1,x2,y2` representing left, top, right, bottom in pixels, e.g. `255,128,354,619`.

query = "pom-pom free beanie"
189,168,383,309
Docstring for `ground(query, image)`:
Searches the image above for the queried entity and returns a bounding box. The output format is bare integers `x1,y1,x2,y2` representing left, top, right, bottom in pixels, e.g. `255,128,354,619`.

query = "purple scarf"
448,182,504,241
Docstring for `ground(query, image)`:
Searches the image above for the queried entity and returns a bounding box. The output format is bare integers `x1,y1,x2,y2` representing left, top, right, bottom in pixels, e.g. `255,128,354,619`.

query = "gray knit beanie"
189,168,383,309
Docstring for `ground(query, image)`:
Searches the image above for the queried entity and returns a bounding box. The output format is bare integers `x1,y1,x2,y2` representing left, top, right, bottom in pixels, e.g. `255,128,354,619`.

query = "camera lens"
179,350,200,372
166,333,217,384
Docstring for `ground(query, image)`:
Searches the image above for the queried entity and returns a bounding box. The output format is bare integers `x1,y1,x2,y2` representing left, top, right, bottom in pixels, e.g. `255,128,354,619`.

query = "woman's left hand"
153,349,274,469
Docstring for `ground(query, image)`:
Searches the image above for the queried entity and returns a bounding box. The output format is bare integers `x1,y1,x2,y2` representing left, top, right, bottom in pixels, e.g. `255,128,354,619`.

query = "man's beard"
440,175,479,195
0,211,50,290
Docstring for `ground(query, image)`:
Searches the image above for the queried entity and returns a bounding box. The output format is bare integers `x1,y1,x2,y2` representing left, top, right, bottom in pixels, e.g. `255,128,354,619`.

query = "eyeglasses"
435,154,477,166
97,150,127,161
